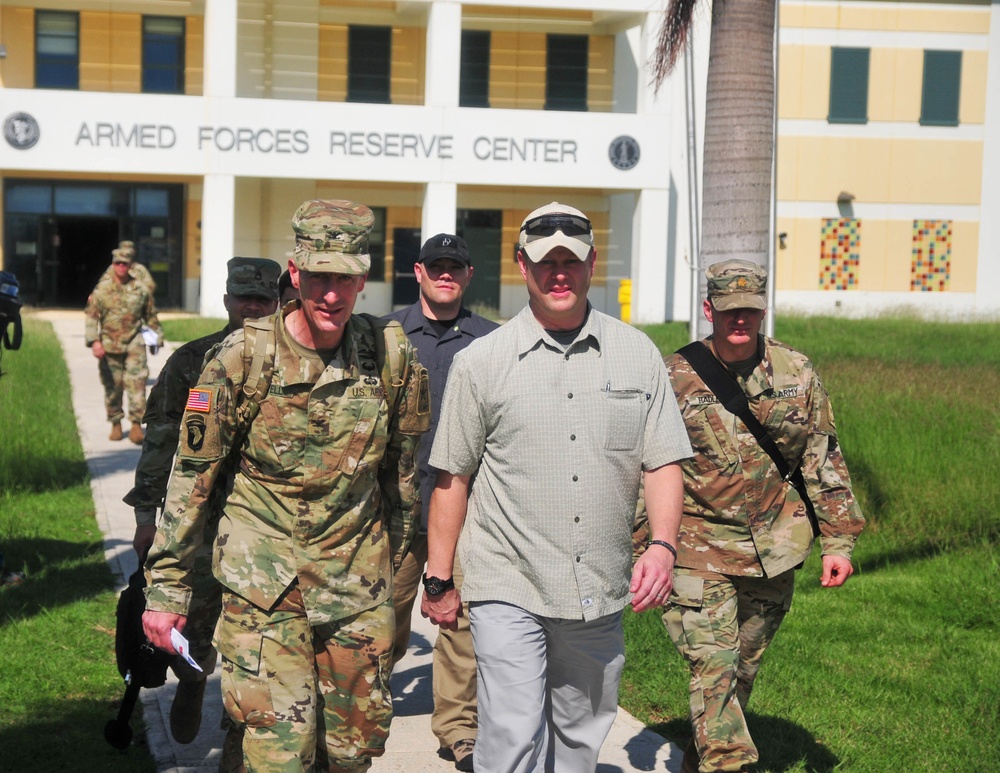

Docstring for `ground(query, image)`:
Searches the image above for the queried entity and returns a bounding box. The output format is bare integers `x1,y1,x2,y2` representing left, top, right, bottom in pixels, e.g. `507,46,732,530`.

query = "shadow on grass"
0,696,157,773
0,537,113,624
648,713,840,773
0,456,90,494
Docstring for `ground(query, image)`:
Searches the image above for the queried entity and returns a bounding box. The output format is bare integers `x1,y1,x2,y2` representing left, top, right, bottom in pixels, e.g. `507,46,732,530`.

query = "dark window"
828,47,869,124
35,11,79,89
546,34,588,112
143,16,185,94
368,207,387,281
460,30,491,108
920,50,962,126
348,26,391,104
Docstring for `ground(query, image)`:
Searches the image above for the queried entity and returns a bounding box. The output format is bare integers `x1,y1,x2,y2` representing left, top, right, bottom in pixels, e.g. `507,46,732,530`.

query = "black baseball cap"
418,233,471,266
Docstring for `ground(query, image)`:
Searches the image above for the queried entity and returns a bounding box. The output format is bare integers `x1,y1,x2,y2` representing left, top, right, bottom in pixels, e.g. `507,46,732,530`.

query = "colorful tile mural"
911,220,951,291
819,218,860,290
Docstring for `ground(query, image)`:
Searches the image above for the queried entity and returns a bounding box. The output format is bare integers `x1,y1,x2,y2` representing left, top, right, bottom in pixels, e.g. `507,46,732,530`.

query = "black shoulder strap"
677,341,820,538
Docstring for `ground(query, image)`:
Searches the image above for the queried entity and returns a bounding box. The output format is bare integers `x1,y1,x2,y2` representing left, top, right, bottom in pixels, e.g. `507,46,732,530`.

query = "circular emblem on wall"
4,112,41,150
608,135,640,170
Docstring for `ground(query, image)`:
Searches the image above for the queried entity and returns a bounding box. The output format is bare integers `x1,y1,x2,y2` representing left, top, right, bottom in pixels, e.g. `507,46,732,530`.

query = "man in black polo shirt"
383,233,497,772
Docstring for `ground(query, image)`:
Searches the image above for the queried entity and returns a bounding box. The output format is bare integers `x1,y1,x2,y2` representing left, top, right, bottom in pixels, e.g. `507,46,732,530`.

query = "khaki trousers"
392,532,478,747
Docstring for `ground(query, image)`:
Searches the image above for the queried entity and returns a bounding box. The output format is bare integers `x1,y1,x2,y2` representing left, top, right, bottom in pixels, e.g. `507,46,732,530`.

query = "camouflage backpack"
235,312,407,444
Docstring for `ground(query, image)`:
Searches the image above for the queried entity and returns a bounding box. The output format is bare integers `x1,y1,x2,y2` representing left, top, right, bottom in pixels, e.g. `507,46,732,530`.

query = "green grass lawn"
0,318,156,771
2,314,997,772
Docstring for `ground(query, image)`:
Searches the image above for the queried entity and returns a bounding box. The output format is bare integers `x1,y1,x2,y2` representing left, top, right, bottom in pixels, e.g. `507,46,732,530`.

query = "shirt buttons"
570,434,576,441
567,393,573,398
576,556,581,562
572,475,578,482
574,516,580,522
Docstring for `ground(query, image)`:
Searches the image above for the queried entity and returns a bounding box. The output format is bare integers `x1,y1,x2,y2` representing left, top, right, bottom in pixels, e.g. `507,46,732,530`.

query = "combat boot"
108,422,123,441
128,423,144,445
170,677,206,744
679,738,699,773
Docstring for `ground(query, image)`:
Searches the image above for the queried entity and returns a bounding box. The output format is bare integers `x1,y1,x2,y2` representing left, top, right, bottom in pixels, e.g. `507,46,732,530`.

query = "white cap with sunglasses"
518,202,594,262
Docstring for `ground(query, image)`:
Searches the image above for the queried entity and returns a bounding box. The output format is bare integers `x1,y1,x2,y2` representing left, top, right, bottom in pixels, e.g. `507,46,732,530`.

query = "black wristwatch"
422,573,455,596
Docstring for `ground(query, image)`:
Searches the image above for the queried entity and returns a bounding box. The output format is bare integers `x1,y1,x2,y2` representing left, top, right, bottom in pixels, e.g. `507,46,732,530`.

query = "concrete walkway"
45,309,680,773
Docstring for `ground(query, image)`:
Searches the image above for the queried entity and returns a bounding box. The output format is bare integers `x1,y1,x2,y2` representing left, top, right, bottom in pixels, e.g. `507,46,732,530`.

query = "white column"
632,188,671,324
204,0,238,97
425,1,462,107
200,174,236,319
422,182,458,241
976,2,1000,315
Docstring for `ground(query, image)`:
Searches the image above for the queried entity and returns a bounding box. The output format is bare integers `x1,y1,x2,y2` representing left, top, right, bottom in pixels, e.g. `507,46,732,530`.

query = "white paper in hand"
170,628,204,672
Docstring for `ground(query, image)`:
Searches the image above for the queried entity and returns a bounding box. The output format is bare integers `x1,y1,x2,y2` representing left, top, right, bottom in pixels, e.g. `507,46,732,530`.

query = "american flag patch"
186,388,212,413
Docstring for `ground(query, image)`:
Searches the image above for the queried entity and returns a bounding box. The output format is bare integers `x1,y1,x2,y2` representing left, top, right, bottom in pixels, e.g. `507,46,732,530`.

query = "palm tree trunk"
697,0,776,337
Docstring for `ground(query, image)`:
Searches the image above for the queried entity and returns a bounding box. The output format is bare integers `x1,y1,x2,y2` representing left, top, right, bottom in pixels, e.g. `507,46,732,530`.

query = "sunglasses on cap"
520,213,593,240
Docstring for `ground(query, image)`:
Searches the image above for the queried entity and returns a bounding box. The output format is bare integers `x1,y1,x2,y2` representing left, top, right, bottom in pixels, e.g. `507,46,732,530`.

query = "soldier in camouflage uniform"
85,248,162,443
659,260,865,773
97,241,157,296
124,257,280,766
143,200,430,772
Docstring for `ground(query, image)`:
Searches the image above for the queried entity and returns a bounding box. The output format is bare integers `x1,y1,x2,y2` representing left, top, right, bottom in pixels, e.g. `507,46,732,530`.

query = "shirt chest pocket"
604,388,646,451
685,402,739,473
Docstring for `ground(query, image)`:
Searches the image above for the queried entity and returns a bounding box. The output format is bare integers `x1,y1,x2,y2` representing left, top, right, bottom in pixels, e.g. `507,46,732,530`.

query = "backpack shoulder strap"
236,314,278,441
358,312,406,411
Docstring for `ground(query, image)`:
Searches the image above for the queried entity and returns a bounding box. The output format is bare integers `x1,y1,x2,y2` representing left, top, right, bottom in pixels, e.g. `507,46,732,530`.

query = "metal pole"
765,0,780,337
685,37,702,342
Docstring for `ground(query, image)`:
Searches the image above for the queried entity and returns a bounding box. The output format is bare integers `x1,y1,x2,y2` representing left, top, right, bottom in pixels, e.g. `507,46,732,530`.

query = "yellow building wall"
318,25,349,101
587,35,614,113
781,2,991,34
391,26,425,105
186,16,204,96
777,215,979,293
0,7,34,88
81,12,141,93
960,50,988,124
779,136,983,205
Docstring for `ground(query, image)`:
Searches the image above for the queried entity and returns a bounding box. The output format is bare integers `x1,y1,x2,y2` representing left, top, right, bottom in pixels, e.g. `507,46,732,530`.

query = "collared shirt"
665,336,865,578
145,305,425,626
430,305,692,621
382,302,499,529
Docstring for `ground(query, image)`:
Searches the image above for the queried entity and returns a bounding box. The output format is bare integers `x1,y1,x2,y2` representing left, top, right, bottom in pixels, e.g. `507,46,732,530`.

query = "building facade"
1,0,997,321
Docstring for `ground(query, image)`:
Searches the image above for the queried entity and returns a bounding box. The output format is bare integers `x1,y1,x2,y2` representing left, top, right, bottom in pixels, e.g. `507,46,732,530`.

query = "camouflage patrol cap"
226,257,281,300
291,199,374,275
111,248,133,265
706,260,767,311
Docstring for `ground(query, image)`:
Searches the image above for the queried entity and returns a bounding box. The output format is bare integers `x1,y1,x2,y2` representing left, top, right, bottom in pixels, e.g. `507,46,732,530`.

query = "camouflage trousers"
98,335,148,424
662,568,795,773
217,587,394,772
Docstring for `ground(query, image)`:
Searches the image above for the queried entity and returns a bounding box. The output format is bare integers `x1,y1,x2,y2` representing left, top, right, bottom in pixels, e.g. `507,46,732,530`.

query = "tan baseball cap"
518,202,594,262
111,249,132,265
705,260,767,311
291,199,375,275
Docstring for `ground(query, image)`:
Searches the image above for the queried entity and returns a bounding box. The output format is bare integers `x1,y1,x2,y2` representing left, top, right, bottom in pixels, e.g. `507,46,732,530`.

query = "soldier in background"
123,257,279,766
85,248,162,444
96,241,156,296
143,200,429,772
382,233,498,772
661,260,865,773
277,268,298,307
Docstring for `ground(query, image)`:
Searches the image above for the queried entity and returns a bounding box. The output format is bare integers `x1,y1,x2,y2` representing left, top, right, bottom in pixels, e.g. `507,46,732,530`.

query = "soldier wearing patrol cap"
124,256,279,760
660,259,866,773
96,241,157,296
85,246,163,443
143,200,429,772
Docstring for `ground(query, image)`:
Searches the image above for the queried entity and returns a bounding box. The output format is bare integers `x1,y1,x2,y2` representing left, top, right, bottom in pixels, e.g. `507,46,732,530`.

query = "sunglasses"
520,214,592,240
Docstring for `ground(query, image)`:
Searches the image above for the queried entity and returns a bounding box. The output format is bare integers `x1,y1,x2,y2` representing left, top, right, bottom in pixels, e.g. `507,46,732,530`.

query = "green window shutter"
828,47,869,124
546,34,588,112
347,26,391,104
460,30,491,108
921,50,962,126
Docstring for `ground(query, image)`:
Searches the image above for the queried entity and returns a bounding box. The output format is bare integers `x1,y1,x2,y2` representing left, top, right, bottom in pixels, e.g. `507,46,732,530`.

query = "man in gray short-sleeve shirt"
421,202,693,773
